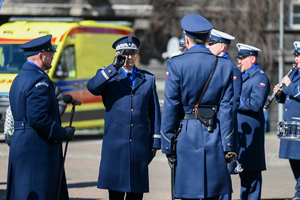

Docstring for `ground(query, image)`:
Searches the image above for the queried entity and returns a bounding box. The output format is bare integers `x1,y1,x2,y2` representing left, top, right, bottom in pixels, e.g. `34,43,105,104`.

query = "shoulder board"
138,68,154,76
259,70,266,75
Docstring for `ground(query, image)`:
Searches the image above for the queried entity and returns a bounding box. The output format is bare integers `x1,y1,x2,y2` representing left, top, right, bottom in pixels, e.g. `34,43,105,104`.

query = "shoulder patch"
35,81,49,88
260,82,266,88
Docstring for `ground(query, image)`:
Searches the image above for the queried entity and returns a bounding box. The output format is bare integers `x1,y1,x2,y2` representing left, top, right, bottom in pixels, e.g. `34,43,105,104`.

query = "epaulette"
259,70,266,75
139,68,153,76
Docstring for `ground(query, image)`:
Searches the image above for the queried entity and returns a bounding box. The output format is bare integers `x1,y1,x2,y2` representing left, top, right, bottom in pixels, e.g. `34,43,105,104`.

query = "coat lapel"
115,70,132,89
292,69,300,83
132,69,145,91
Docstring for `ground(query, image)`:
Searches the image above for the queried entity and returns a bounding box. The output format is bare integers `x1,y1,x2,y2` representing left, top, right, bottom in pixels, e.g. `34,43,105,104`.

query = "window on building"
286,0,300,28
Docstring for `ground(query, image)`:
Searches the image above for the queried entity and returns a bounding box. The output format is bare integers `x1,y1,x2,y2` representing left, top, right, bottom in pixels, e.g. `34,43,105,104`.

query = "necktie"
127,72,132,85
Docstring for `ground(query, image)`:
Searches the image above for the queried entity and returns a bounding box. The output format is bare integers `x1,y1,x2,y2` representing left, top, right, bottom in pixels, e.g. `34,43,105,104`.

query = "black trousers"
108,190,143,200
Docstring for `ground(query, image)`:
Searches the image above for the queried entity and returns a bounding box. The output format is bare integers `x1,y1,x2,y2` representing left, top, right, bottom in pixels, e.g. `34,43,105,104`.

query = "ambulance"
0,19,135,133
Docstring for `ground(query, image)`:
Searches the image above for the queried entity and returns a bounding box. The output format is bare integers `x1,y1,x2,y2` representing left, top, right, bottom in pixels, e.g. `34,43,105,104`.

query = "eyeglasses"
237,56,249,61
124,52,138,58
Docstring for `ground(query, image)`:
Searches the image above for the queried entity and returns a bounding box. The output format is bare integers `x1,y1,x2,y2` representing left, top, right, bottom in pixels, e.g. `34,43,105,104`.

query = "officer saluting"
7,35,75,200
87,35,161,200
161,14,234,199
235,43,270,200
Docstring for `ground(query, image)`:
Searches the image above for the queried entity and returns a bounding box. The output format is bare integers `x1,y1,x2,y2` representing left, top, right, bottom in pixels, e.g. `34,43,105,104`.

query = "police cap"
112,35,140,52
20,35,56,56
209,29,235,44
236,43,261,58
181,14,213,40
293,41,300,55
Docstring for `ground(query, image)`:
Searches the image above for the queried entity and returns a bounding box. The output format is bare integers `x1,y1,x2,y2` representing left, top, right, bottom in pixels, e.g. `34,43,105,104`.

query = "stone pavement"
0,134,297,200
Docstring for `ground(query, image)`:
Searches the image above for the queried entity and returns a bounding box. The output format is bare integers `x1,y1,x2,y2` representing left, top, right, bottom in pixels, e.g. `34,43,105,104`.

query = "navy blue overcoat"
7,62,68,200
87,64,161,193
161,46,234,199
276,68,300,159
236,64,270,171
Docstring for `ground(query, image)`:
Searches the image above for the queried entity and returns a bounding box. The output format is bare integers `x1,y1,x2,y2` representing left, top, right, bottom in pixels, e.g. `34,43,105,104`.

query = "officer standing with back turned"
6,34,75,200
161,14,235,200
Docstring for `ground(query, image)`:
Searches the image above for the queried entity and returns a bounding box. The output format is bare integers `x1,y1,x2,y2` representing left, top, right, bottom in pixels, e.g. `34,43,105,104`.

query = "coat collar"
23,61,46,75
291,68,300,82
185,46,213,55
242,64,261,82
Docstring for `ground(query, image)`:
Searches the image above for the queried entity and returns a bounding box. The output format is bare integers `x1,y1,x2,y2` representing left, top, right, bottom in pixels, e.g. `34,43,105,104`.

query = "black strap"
196,56,218,107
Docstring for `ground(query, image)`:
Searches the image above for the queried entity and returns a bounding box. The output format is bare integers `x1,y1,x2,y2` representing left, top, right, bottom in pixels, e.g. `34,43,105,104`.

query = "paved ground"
0,133,297,200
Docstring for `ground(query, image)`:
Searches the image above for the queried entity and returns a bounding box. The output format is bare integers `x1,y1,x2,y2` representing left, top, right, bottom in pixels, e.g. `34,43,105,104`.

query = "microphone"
63,94,82,106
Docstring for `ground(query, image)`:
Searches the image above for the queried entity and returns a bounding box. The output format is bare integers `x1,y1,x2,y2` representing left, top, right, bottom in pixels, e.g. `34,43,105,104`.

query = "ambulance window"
54,45,76,79
0,44,27,74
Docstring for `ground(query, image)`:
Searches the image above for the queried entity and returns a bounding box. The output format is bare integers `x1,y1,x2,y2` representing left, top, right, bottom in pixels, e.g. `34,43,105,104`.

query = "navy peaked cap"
181,14,213,40
20,35,56,56
112,35,140,52
293,41,300,55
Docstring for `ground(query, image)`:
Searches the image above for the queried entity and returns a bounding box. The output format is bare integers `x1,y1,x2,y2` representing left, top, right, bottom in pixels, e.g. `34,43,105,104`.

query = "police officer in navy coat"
207,29,243,200
235,43,270,200
161,14,235,200
87,35,161,200
274,41,300,200
6,35,75,200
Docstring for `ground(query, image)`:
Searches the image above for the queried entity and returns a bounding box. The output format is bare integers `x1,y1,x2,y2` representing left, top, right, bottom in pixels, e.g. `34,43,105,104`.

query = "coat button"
131,109,134,112
285,108,287,111
131,124,134,127
287,98,289,100
22,123,24,127
130,139,132,143
108,70,112,74
131,94,134,97
227,143,231,147
166,147,169,150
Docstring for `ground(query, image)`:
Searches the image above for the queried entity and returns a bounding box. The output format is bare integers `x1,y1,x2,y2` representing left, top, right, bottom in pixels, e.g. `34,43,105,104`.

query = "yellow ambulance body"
0,19,134,132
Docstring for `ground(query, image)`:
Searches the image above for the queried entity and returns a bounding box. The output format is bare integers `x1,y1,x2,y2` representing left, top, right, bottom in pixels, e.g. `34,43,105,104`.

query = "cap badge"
128,36,132,41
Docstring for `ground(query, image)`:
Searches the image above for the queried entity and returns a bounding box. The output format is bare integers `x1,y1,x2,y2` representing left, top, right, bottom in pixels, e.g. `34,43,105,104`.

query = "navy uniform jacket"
161,46,234,199
276,68,300,159
7,62,68,200
236,64,270,171
224,54,242,152
87,64,161,193
224,54,243,174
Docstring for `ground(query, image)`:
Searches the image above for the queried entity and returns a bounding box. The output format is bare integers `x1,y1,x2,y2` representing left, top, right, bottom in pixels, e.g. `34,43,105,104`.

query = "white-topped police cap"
181,14,213,40
236,43,261,58
20,34,56,56
293,41,300,55
209,29,235,44
112,35,140,52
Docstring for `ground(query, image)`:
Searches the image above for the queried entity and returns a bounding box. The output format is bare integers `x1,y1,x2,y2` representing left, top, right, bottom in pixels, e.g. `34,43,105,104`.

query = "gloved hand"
166,154,177,169
112,49,126,70
64,126,76,141
148,149,157,165
224,152,237,163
